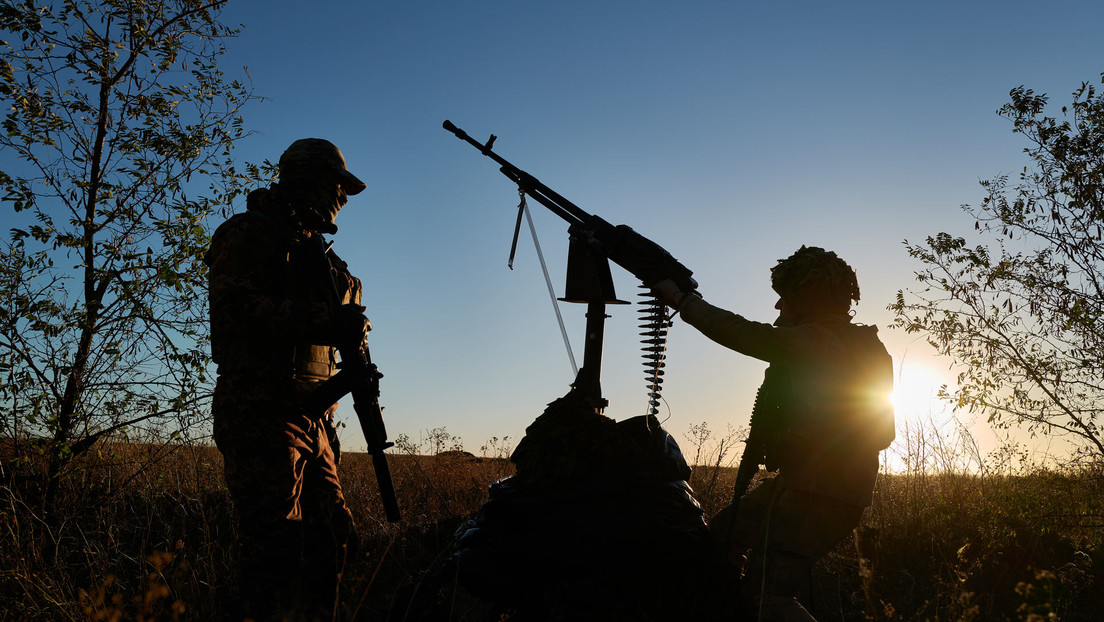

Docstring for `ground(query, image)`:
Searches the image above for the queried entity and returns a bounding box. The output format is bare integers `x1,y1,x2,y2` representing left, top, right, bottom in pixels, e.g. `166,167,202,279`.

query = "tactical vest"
284,238,340,380
751,325,895,506
209,209,361,381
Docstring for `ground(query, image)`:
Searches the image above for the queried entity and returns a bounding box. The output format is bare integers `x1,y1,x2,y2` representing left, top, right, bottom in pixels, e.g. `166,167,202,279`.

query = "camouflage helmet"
770,246,860,314
278,138,366,195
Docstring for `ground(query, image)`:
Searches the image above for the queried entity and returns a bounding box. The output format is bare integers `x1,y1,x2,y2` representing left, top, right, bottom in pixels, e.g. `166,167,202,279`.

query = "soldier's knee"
336,509,357,555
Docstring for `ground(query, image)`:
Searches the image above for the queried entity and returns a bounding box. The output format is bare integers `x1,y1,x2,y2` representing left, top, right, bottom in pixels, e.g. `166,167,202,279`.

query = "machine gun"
443,120,697,412
443,121,696,293
305,239,401,523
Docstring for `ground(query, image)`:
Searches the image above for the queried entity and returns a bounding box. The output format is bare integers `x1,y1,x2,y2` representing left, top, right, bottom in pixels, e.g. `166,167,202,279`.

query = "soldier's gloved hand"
335,303,371,347
653,279,684,307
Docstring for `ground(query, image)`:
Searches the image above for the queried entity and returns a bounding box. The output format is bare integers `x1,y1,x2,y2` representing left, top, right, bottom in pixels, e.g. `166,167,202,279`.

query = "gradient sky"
215,0,1104,461
13,1,1104,461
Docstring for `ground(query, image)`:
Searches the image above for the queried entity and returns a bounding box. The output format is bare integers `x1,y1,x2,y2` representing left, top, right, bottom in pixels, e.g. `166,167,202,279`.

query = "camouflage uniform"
207,140,367,622
670,248,894,621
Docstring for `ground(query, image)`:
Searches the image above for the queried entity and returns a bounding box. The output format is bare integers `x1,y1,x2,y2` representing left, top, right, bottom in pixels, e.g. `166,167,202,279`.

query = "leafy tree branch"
893,75,1104,460
0,0,265,515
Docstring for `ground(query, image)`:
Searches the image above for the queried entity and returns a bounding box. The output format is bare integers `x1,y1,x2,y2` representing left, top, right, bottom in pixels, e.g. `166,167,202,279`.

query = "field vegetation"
1,422,1100,621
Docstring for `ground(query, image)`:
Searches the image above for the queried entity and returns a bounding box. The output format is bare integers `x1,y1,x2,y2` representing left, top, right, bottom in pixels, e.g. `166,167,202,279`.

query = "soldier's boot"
301,507,357,620
236,518,303,621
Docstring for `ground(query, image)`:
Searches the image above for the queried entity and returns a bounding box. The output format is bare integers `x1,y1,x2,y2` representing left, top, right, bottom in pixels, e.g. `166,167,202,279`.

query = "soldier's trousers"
728,476,865,622
213,375,356,622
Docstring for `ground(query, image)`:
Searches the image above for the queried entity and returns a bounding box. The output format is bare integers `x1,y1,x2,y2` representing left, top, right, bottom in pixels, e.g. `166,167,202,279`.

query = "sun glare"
891,364,950,422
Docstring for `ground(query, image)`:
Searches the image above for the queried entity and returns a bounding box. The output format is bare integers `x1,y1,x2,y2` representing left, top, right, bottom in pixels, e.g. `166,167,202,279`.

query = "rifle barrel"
442,120,591,227
372,449,401,522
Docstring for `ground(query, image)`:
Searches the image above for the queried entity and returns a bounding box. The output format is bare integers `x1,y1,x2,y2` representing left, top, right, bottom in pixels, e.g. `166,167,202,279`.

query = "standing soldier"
206,139,371,621
655,246,895,621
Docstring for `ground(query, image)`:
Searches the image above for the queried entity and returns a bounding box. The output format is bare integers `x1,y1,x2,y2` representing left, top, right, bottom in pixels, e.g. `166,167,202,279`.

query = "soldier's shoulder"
214,208,265,234
849,321,880,335
210,212,260,254
835,320,882,341
208,209,293,271
213,205,290,246
214,187,288,233
846,322,891,358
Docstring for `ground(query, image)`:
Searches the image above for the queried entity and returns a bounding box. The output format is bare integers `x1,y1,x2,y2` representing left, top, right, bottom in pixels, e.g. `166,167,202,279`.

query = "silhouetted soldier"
655,246,895,622
206,139,371,621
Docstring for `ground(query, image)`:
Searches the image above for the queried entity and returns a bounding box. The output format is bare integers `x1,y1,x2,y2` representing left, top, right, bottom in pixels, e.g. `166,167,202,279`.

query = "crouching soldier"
655,246,895,621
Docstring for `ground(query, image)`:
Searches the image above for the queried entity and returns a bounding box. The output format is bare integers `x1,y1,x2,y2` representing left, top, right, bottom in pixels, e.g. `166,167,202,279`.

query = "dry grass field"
1,429,1101,621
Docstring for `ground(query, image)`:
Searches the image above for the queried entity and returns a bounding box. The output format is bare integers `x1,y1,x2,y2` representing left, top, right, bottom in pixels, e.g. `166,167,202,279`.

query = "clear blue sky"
103,2,1104,457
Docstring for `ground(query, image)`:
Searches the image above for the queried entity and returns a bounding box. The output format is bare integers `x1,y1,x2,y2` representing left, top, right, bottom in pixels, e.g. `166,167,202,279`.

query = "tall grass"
1,421,1101,621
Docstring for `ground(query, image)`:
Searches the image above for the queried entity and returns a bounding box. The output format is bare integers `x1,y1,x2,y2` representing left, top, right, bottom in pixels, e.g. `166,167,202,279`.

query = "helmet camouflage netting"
770,246,860,314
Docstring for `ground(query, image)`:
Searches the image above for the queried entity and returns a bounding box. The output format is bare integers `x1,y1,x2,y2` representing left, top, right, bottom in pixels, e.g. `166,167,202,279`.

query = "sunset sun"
891,364,950,422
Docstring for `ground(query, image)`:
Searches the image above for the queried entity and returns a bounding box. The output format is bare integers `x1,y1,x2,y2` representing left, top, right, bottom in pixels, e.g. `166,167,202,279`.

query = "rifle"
442,120,698,295
337,324,401,522
730,428,764,508
729,367,786,508
306,239,401,523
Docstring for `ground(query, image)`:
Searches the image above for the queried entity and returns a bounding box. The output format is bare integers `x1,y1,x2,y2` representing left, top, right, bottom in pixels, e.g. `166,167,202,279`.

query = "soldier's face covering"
288,177,348,234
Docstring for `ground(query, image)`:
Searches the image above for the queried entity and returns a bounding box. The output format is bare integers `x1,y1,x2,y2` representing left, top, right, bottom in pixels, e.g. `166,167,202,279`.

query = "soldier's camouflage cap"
279,138,367,195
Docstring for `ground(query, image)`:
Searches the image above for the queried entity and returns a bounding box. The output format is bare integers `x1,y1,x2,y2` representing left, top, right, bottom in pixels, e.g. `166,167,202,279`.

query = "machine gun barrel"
442,120,590,227
442,120,698,293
